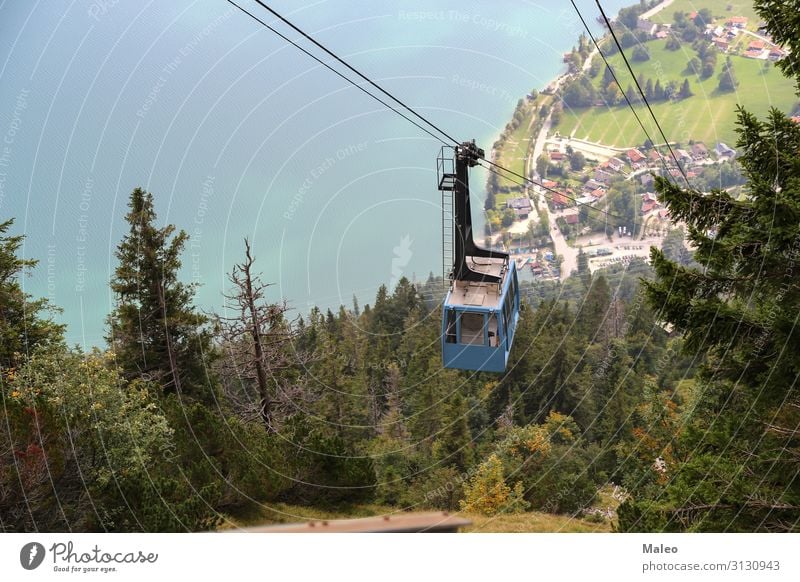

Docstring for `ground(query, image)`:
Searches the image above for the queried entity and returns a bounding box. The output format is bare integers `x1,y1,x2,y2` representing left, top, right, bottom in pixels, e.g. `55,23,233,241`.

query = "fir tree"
0,219,64,370
107,188,214,401
620,104,800,531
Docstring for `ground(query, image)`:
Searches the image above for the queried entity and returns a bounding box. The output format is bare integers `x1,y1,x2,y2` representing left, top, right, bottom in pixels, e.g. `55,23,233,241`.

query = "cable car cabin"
442,259,519,373
438,141,521,373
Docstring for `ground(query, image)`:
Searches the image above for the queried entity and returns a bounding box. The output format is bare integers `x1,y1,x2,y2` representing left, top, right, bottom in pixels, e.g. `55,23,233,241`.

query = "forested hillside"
0,193,687,531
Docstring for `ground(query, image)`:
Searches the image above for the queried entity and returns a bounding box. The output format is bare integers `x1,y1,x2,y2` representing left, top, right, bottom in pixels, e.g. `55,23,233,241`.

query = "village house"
648,149,664,164
563,211,579,225
549,151,566,162
769,48,785,61
589,188,606,200
715,142,736,158
636,18,657,37
607,157,626,172
641,192,659,214
691,142,708,160
676,149,693,164
583,178,603,192
551,191,569,209
506,197,533,220
594,167,615,185
727,16,748,28
713,38,729,52
626,148,646,167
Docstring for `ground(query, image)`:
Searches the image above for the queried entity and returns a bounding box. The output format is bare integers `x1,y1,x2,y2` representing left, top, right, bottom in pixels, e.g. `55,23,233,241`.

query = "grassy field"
218,502,612,533
555,38,796,147
495,107,537,192
649,0,762,28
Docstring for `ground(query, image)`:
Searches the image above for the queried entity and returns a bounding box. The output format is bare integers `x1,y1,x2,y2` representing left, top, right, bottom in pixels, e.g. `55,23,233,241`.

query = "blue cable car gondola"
439,141,521,373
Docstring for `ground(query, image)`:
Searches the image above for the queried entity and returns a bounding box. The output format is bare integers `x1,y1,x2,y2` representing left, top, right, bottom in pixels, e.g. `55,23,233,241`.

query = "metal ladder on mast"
437,148,456,288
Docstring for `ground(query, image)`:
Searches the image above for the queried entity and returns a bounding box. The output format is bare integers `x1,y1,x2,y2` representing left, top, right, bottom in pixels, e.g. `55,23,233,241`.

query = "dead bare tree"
216,238,310,432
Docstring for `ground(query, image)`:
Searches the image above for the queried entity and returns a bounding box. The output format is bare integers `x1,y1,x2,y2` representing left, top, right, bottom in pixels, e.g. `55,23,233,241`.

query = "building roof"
590,188,606,199
564,211,579,224
507,197,533,210
627,148,646,162
715,142,736,156
583,179,603,191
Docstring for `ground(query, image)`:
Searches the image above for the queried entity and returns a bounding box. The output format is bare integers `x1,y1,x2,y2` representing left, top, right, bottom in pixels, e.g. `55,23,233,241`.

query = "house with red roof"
551,191,569,208
641,192,659,214
627,148,646,165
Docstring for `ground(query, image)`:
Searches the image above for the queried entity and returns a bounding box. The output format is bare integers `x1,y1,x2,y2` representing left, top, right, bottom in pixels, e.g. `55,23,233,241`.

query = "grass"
218,502,612,533
496,107,537,189
555,38,796,147
649,0,762,28
462,511,610,533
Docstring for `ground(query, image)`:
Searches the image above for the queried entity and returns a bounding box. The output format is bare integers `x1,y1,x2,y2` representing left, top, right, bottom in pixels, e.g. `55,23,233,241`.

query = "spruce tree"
619,103,800,529
0,219,64,369
679,78,693,99
107,188,214,401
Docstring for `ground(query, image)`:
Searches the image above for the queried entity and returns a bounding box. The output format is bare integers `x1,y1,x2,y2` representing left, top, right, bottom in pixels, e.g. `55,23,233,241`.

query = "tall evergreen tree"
0,219,63,370
107,188,214,401
619,103,800,531
679,78,693,99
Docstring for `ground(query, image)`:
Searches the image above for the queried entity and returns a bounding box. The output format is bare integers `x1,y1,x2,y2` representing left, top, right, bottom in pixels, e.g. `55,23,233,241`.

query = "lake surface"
0,0,629,346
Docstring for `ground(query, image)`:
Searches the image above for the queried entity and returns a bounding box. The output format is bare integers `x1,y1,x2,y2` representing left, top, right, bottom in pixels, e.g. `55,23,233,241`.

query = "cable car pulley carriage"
438,141,520,373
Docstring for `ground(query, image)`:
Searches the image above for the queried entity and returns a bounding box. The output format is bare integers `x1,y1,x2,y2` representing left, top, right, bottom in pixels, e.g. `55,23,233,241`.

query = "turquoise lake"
0,0,629,346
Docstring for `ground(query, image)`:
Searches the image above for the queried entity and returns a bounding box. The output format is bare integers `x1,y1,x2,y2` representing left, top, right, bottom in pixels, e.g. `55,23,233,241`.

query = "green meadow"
555,38,796,148
648,0,762,28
